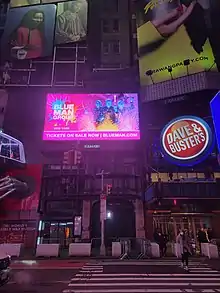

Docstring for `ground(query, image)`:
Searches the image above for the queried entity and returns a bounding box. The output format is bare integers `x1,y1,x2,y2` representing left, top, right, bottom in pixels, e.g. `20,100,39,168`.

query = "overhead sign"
160,116,213,166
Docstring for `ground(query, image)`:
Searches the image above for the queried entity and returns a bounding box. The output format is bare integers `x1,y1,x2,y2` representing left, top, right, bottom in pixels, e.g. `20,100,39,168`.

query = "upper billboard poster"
1,4,56,60
136,0,217,86
10,0,79,8
43,93,140,141
55,0,88,44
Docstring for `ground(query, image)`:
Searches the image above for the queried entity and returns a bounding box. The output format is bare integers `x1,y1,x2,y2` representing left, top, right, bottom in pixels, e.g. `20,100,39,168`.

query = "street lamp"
107,211,113,219
96,170,110,256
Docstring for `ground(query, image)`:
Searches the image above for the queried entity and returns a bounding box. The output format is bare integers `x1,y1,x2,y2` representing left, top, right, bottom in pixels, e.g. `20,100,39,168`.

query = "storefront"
36,217,82,247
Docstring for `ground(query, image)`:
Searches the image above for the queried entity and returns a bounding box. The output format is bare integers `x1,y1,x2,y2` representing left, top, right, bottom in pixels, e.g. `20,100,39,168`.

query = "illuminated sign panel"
43,93,140,141
160,116,213,166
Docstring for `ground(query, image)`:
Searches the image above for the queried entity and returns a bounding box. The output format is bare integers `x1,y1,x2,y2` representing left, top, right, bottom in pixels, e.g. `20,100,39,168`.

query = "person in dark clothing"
197,227,209,254
177,230,192,271
207,228,213,242
153,229,166,257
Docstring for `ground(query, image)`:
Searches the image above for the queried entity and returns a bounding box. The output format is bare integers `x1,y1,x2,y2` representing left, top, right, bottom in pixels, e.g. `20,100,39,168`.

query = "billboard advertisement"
0,164,42,215
43,93,140,140
136,0,217,86
1,4,56,60
10,0,80,7
160,116,214,166
55,0,88,44
0,164,42,246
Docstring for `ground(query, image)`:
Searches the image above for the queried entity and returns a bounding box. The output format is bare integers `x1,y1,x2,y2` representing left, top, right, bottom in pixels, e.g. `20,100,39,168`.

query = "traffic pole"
100,170,106,256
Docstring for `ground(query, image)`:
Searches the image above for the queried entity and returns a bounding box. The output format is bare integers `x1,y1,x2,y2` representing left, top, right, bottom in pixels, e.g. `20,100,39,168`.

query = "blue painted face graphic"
96,100,102,109
106,99,112,108
118,100,124,110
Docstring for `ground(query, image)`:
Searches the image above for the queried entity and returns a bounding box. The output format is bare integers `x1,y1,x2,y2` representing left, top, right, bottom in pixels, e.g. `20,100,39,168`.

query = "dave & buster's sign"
161,116,213,166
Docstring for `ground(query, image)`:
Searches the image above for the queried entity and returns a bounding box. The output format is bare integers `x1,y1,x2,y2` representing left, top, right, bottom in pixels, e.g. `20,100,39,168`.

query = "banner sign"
136,0,217,86
160,116,213,166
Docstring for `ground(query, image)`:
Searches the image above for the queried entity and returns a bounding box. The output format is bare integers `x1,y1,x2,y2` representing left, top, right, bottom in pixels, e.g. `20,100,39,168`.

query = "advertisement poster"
0,222,37,247
10,0,40,8
1,4,56,60
160,116,213,166
136,0,217,86
0,164,42,215
10,0,71,8
43,93,140,140
55,0,88,44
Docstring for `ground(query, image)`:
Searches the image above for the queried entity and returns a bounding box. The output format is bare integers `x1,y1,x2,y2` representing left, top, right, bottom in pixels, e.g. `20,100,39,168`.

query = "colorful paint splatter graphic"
43,93,140,140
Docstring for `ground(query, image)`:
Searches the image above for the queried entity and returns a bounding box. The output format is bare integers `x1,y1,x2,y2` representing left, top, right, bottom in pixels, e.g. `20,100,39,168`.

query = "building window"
102,41,110,54
102,40,120,55
102,19,119,33
103,0,119,13
102,20,111,33
112,19,119,32
112,40,120,54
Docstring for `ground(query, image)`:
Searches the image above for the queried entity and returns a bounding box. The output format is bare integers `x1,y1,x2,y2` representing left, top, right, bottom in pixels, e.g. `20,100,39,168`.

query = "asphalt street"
2,258,220,293
1,269,79,293
0,260,84,293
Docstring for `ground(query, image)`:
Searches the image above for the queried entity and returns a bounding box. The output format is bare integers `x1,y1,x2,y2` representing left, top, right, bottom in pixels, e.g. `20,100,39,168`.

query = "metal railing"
120,239,131,260
137,239,152,259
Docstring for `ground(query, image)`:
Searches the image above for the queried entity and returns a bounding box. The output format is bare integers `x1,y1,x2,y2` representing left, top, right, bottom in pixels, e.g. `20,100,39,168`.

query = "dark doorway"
90,198,136,241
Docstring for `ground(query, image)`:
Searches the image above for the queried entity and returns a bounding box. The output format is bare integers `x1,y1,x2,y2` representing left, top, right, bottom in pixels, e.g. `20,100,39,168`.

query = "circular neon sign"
160,116,213,166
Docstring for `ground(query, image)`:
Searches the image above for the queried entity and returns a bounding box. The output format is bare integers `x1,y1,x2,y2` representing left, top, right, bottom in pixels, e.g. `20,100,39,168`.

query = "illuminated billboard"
43,93,140,141
1,4,56,60
136,0,217,86
55,0,88,44
210,92,220,153
160,116,213,166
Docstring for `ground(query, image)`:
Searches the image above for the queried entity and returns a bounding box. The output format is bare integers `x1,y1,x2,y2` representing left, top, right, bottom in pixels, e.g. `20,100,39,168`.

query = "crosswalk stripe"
101,262,208,266
68,282,220,287
64,289,184,293
79,270,103,273
190,270,219,273
63,289,184,293
64,290,220,293
74,272,220,277
70,277,220,281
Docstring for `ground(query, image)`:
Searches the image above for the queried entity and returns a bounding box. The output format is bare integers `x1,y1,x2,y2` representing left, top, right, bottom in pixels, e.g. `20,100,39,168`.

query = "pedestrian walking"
197,227,209,254
176,229,193,271
154,228,166,257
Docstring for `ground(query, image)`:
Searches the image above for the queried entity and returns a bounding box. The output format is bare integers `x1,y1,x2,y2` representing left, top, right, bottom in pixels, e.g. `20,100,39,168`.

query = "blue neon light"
210,91,220,152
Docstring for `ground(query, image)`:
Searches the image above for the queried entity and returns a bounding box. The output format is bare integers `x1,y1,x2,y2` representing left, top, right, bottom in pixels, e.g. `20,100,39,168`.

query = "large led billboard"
43,93,140,141
136,0,217,86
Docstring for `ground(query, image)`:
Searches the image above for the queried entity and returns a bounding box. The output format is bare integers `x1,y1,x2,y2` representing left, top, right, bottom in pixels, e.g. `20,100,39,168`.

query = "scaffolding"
0,42,87,87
